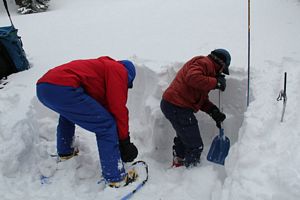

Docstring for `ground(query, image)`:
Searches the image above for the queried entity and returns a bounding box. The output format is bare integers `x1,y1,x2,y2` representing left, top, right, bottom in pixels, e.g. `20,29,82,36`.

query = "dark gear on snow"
216,74,226,91
209,106,226,128
119,136,138,162
210,49,231,75
15,0,49,14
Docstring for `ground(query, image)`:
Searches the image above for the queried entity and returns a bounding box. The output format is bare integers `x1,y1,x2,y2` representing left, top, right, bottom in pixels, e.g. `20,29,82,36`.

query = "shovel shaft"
219,128,224,138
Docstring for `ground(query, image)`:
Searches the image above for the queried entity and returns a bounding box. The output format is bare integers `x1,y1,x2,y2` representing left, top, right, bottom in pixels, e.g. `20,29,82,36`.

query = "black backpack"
0,0,30,79
0,40,17,79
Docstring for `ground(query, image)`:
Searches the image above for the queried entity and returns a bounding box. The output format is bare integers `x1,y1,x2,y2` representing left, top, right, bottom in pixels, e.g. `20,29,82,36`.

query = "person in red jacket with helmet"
36,56,138,187
160,49,231,167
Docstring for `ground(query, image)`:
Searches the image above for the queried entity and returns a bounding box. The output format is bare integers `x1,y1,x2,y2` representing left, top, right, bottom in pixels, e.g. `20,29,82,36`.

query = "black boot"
184,147,203,168
172,137,186,167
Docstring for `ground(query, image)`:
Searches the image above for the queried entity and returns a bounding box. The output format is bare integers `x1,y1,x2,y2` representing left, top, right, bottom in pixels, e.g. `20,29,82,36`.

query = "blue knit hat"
120,60,136,88
211,49,231,75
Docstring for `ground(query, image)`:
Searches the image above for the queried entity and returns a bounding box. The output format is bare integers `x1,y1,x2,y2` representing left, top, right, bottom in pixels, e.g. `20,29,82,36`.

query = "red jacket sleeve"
105,62,129,141
201,96,215,113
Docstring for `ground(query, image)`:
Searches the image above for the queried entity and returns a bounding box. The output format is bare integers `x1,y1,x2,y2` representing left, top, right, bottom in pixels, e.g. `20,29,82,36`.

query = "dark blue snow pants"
36,83,125,182
160,99,203,166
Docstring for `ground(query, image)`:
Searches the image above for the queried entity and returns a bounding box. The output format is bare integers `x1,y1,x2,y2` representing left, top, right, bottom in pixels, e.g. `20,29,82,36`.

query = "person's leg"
171,136,185,166
161,99,185,161
36,83,125,182
160,99,203,167
173,136,185,159
56,115,75,156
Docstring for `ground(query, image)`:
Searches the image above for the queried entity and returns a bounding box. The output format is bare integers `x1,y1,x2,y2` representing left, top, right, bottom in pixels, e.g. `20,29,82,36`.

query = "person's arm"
106,63,138,162
106,63,129,140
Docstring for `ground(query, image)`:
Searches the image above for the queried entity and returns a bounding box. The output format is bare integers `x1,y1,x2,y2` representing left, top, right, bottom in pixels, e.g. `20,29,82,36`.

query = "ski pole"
277,72,287,122
247,0,251,107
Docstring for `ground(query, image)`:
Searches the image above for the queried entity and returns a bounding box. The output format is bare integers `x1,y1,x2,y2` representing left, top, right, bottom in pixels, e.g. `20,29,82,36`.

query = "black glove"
119,136,138,162
209,106,226,128
216,75,226,91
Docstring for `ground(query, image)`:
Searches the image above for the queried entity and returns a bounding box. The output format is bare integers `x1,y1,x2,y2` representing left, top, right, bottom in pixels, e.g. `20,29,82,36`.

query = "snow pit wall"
128,63,249,163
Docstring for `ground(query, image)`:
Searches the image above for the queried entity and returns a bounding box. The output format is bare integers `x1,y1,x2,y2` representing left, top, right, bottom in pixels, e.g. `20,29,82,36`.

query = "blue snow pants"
160,99,203,166
36,83,125,182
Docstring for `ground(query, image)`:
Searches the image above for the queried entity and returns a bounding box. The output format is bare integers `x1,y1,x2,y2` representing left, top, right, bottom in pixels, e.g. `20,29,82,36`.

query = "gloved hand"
209,106,226,128
215,75,226,91
119,135,138,162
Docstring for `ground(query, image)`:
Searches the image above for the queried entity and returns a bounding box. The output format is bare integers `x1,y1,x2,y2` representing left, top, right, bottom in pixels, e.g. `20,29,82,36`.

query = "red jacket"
37,56,129,140
163,56,220,113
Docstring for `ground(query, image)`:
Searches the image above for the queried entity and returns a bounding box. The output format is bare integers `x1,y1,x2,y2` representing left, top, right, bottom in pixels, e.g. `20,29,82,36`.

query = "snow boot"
184,147,202,168
172,156,185,167
58,148,79,161
171,149,185,167
108,168,138,188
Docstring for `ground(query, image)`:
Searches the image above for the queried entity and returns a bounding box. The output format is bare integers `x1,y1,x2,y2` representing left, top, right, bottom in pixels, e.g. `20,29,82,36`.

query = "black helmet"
210,49,231,75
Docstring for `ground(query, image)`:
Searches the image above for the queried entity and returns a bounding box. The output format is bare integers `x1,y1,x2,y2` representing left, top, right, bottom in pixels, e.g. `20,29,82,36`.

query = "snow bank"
221,58,300,200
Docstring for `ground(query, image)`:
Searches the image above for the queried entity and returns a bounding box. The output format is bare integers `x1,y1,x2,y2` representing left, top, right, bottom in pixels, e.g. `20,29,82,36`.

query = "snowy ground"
1,0,300,200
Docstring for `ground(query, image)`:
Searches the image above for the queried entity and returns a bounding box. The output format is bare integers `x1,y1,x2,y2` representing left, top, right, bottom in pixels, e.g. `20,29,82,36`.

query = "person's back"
162,55,218,113
38,56,127,106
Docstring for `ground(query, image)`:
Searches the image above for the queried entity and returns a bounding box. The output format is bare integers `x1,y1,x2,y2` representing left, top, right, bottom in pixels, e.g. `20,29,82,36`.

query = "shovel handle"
218,91,224,129
219,128,224,138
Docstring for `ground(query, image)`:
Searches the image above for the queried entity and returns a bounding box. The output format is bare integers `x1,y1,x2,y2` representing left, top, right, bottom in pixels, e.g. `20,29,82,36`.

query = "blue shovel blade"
207,128,230,165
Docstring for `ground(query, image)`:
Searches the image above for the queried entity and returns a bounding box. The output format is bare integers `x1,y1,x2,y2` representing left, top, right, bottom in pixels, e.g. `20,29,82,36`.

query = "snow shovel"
207,126,230,165
207,91,230,165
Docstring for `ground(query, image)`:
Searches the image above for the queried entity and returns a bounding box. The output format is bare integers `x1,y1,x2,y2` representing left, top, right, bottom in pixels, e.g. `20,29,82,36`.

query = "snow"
1,0,300,199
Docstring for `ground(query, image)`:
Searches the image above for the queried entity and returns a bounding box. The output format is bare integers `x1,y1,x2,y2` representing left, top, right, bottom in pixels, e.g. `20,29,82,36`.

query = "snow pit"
128,63,249,165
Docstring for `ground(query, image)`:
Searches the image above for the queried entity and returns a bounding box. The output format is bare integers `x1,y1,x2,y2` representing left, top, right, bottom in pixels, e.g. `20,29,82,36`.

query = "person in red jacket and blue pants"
161,49,231,168
36,56,138,187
